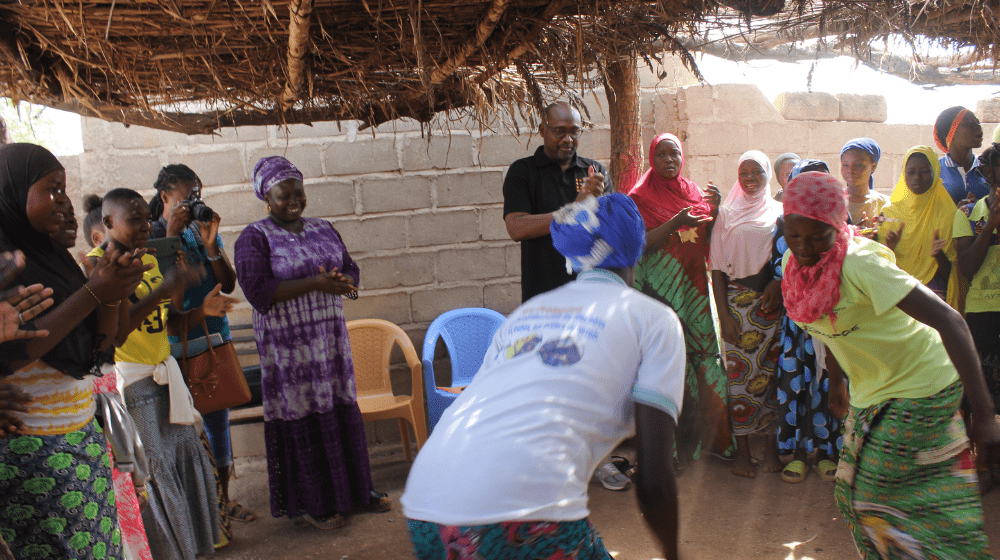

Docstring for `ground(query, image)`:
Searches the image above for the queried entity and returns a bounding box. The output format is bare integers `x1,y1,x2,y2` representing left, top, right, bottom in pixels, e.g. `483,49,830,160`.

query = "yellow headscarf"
878,146,957,288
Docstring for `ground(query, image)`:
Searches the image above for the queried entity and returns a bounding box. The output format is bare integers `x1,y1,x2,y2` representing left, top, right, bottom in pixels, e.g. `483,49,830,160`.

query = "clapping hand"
930,229,947,258
575,166,605,202
315,266,356,296
0,251,54,343
672,206,713,229
200,284,239,317
884,222,905,251
88,246,153,304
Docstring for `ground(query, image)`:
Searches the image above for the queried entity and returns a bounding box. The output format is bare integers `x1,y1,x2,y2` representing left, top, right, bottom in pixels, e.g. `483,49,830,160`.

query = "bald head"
543,102,580,125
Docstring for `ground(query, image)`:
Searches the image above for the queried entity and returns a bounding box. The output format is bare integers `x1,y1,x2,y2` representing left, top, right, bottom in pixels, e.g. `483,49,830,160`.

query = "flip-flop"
363,490,392,513
781,460,809,483
296,513,345,530
227,501,257,523
816,459,839,482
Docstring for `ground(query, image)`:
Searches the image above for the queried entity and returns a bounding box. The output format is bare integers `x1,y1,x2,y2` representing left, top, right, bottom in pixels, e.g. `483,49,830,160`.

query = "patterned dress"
772,219,841,456
723,280,782,435
233,217,374,519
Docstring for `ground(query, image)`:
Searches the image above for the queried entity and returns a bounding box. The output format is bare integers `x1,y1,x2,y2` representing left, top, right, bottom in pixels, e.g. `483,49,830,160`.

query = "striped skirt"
835,381,990,559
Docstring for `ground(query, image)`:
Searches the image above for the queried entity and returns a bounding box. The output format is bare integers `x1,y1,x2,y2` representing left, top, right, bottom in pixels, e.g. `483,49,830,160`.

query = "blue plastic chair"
422,308,506,432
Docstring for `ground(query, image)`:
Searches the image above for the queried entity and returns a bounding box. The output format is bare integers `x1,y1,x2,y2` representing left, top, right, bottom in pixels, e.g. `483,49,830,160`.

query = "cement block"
477,134,540,168
168,150,246,186
506,244,521,276
360,176,431,213
484,282,520,315
343,291,411,324
978,97,1000,123
409,210,479,247
749,122,809,157
110,122,192,150
715,84,783,123
436,246,507,282
59,155,82,195
652,94,678,136
194,126,268,144
678,85,715,123
683,156,726,190
836,94,888,123
684,122,751,158
411,286,484,323
356,253,435,290
81,118,112,151
230,422,265,459
201,189,265,227
273,121,351,140
583,128,612,161
333,215,407,253
403,134,475,171
80,152,163,193
325,137,400,175
479,206,509,241
301,180,356,218
249,144,323,179
773,92,839,122
369,117,425,135
436,171,504,207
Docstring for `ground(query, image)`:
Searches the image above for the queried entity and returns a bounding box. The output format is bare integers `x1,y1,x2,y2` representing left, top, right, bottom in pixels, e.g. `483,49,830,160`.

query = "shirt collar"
942,153,980,169
532,145,588,170
577,268,627,286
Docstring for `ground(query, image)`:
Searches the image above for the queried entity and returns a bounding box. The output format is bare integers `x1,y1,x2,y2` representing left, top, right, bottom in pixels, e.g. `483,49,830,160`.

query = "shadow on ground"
214,437,1000,560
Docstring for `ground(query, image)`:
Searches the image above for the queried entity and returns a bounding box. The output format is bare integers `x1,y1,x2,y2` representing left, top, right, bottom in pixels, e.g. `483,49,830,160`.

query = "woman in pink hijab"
709,150,784,478
628,132,728,465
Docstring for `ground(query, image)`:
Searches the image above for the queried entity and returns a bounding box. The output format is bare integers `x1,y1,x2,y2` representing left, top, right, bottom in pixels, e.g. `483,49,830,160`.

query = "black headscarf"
0,143,106,379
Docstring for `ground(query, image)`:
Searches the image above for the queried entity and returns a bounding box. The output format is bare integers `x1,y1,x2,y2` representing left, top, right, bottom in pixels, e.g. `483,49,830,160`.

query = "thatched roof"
1,0,996,135
0,0,722,134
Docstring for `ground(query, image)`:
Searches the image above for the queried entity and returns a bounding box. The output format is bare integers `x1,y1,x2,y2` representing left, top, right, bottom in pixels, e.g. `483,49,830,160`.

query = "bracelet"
84,285,116,307
346,290,359,300
206,253,224,262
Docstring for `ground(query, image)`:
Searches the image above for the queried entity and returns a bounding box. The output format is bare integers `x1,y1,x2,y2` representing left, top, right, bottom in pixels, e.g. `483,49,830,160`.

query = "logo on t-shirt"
538,337,582,366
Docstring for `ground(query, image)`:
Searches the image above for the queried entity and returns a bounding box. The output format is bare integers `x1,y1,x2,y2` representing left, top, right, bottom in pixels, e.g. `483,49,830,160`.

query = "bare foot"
732,453,756,478
761,452,783,473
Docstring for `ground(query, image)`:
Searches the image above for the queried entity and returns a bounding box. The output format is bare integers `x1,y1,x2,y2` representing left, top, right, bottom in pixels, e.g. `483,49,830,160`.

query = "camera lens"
189,200,214,222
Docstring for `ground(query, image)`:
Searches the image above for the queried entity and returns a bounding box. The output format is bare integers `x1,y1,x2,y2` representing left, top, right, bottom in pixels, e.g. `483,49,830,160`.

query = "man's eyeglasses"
546,127,583,139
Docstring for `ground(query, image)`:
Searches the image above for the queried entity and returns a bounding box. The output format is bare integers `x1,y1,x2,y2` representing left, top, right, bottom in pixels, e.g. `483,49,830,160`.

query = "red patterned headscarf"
781,172,854,327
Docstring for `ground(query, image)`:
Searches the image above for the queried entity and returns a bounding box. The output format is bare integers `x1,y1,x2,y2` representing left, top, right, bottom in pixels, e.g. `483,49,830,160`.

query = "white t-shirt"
401,269,686,526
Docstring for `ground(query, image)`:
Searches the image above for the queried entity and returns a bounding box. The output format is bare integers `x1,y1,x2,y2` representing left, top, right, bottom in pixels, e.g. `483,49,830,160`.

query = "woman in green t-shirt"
781,171,1000,559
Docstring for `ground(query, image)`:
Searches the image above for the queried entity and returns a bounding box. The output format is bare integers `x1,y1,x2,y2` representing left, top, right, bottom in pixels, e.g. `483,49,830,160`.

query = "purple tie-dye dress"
234,217,374,519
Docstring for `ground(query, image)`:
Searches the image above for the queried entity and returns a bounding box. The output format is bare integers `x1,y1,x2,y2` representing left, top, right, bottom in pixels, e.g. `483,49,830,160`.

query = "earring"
266,204,271,214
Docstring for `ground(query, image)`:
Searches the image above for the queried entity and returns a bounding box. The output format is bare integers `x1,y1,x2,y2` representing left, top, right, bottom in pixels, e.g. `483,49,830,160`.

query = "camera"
187,197,214,222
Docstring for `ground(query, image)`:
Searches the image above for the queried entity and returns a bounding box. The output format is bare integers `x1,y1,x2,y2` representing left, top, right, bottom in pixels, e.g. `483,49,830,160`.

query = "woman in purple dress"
233,156,391,530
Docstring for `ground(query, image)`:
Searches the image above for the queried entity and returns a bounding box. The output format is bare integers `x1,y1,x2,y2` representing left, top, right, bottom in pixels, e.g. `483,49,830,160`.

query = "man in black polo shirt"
503,102,614,303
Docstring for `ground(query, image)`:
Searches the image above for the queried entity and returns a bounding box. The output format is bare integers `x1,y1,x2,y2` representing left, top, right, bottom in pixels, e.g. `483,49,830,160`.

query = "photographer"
148,164,253,523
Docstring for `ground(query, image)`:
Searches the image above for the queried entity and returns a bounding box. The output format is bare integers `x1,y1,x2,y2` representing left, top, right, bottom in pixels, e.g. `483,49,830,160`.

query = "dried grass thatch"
0,0,720,134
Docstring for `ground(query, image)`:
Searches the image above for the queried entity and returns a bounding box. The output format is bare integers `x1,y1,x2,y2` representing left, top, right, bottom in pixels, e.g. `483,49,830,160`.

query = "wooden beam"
280,0,315,110
472,0,566,85
427,0,509,85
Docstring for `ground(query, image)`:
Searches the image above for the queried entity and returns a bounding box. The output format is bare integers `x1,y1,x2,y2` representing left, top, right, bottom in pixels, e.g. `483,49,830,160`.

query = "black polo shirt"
502,146,614,302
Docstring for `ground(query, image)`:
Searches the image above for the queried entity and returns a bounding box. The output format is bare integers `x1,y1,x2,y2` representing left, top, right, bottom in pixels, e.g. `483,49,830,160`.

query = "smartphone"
144,236,182,276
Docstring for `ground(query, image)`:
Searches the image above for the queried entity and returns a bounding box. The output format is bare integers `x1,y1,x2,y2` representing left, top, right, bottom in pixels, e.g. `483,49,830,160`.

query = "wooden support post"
280,0,314,110
606,53,642,194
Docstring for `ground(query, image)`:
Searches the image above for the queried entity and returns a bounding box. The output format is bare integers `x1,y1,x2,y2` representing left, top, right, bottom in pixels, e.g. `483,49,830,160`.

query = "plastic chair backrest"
349,318,420,398
423,308,505,387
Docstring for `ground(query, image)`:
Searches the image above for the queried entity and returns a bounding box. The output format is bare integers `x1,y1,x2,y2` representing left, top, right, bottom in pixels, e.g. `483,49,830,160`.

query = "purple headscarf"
253,156,303,201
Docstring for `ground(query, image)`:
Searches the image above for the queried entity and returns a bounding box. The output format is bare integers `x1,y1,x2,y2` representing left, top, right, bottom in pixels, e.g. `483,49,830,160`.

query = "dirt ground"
213,436,1000,560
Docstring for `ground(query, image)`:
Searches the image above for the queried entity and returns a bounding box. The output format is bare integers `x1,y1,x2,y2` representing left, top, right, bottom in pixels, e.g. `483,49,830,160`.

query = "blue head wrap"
550,193,646,272
840,138,881,190
788,159,830,181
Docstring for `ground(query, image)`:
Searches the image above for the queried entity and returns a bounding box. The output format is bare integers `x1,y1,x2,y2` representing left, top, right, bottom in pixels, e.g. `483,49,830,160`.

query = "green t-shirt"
952,198,1000,313
782,237,959,408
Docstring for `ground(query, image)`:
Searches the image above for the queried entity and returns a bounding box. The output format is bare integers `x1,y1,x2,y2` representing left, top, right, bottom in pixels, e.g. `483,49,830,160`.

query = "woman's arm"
635,403,679,560
896,284,1000,454
644,208,712,256
198,214,237,294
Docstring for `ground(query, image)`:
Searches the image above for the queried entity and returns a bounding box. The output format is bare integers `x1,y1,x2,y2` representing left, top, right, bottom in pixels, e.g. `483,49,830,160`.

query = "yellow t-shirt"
783,237,959,408
952,199,1000,313
87,247,170,365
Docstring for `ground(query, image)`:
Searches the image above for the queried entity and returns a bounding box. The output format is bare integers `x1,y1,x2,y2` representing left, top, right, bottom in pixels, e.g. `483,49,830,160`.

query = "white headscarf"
709,150,782,280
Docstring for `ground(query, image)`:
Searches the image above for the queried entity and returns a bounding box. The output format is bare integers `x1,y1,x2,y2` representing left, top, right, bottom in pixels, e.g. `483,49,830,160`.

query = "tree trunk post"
605,53,643,194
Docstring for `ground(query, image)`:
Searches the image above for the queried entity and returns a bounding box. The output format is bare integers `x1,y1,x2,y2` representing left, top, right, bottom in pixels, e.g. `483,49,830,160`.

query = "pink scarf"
628,133,713,230
782,172,854,327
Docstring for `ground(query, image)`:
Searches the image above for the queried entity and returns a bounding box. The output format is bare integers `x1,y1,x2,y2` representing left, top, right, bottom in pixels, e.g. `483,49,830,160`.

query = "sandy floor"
213,436,1000,560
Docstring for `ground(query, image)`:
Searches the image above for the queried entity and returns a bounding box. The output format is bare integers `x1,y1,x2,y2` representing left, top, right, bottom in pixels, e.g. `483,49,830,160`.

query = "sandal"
816,459,839,482
227,501,257,523
780,460,809,483
296,513,346,530
363,490,393,513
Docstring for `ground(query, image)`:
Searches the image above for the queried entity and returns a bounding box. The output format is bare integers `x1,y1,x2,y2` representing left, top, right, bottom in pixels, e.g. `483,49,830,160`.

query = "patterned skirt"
125,377,221,560
723,282,781,436
407,518,612,560
0,419,123,560
835,382,990,559
775,316,841,455
264,403,374,519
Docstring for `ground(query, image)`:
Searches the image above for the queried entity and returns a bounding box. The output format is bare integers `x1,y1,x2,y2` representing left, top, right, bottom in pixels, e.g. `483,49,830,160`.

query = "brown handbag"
180,320,252,414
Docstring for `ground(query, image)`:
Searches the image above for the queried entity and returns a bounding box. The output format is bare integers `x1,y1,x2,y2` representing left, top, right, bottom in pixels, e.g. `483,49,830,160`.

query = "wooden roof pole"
280,0,315,110
427,0,510,86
